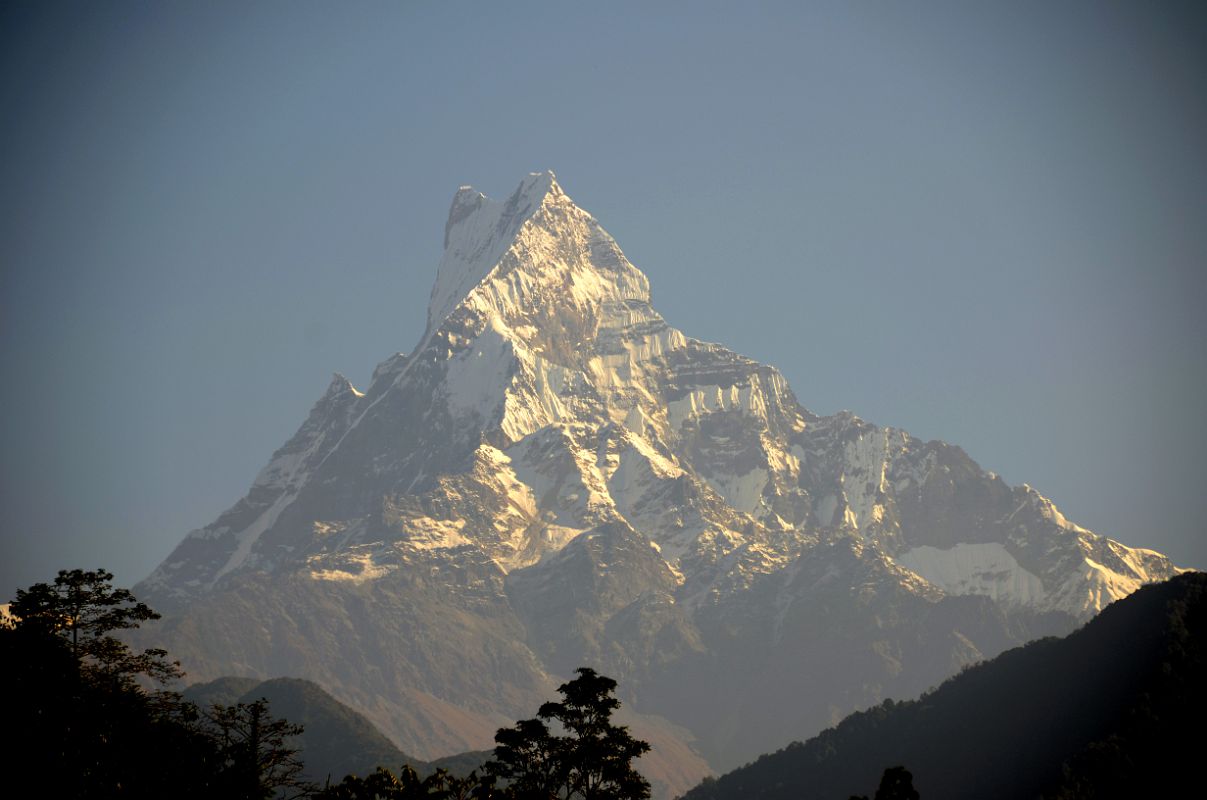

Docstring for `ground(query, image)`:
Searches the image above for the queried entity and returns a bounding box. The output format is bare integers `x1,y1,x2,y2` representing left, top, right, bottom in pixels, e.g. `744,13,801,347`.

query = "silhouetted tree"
317,764,503,799
2,568,309,800
10,567,180,685
488,667,651,800
2,569,216,797
206,698,316,799
491,717,561,798
874,766,919,800
849,766,920,800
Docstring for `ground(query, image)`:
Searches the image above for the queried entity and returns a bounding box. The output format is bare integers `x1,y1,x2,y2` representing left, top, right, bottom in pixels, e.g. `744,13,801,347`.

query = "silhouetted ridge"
184,676,419,784
680,571,1207,800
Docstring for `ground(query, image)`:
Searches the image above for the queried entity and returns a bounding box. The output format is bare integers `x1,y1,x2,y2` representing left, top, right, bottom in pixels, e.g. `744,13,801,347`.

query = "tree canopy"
10,567,180,685
320,667,653,800
849,767,920,800
2,568,313,799
488,667,651,800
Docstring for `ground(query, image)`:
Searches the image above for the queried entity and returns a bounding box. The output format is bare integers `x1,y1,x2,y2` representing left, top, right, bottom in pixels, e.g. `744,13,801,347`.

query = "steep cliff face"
136,172,1183,793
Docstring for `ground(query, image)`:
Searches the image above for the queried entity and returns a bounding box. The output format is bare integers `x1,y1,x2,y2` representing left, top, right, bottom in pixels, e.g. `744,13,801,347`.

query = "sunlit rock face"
136,172,1183,794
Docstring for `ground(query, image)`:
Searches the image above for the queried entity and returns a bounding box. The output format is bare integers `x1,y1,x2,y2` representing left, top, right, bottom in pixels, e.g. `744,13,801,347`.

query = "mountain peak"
442,171,561,248
140,173,1185,794
325,372,361,398
428,170,568,335
514,169,562,202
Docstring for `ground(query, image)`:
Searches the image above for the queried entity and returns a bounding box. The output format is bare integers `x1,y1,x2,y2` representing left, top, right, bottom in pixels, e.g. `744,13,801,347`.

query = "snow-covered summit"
137,173,1187,787
429,170,568,335
145,169,1182,617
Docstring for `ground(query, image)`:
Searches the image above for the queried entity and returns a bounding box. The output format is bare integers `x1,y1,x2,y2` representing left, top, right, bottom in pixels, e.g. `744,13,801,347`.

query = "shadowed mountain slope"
680,571,1207,800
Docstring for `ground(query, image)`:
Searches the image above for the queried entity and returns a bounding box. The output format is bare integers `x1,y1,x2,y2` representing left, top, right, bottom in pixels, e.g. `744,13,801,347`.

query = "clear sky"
2,1,1205,599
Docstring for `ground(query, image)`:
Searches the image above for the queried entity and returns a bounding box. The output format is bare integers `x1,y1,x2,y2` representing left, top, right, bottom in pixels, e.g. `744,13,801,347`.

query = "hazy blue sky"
2,1,1205,598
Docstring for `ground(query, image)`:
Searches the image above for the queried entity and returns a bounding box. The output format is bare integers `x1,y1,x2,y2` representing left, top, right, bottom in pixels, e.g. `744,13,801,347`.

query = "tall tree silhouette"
10,567,180,684
849,766,919,800
205,698,314,799
489,667,651,799
2,567,309,800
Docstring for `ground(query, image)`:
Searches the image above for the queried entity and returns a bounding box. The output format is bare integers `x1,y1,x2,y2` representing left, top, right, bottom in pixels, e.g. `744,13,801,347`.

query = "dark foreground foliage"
848,766,919,800
1,569,652,799
487,667,651,800
680,571,1207,800
1,568,314,799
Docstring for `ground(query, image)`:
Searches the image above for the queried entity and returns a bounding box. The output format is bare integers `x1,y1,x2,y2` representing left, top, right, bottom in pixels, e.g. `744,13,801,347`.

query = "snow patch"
703,467,768,515
402,516,471,550
896,543,1047,607
535,525,589,557
667,381,768,430
309,552,398,584
815,494,838,526
839,429,890,529
444,320,515,420
500,350,577,443
210,490,297,586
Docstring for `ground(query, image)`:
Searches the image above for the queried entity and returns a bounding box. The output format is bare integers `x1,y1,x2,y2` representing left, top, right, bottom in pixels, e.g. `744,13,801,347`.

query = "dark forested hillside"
681,571,1206,800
